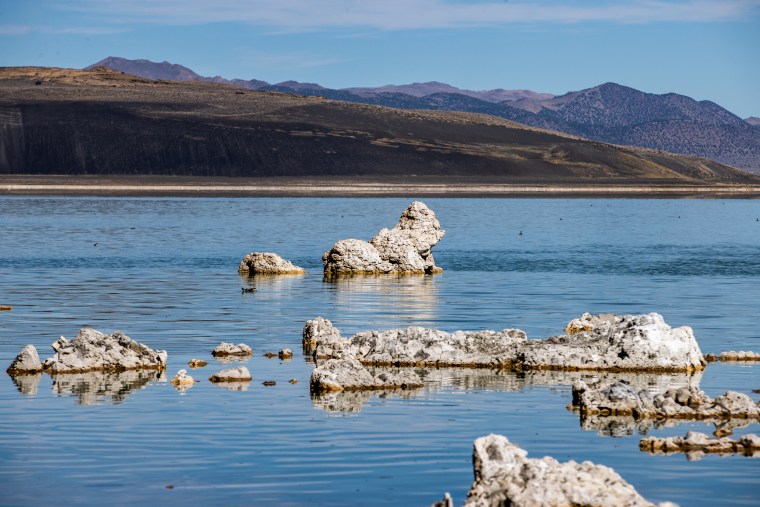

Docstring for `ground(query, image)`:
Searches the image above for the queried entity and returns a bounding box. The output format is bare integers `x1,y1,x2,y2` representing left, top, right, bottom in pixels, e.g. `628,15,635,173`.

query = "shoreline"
2,176,760,198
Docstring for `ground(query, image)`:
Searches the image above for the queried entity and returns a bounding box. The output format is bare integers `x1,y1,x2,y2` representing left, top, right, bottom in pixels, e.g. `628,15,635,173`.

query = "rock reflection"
10,373,42,396
211,381,250,392
323,275,439,324
311,367,700,414
50,370,166,405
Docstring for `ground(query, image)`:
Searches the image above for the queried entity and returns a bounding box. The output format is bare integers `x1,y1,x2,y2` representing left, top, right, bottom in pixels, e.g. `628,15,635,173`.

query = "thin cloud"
60,0,760,30
0,25,32,35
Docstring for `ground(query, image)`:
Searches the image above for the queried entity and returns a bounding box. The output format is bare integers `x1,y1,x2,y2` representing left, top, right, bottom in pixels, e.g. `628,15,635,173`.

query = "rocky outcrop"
212,342,252,357
437,434,674,507
171,369,194,386
304,312,703,372
238,252,305,275
41,328,167,373
704,351,760,362
522,313,704,372
310,358,423,392
6,344,43,374
322,201,444,276
640,431,760,459
572,380,760,421
209,366,252,383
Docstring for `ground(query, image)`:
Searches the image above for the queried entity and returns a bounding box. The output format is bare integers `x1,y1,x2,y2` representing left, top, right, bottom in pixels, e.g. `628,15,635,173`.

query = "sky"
1,0,759,118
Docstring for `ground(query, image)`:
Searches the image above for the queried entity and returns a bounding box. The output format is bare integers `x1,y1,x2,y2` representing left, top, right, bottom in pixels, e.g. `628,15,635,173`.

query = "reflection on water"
9,373,42,396
324,275,439,325
50,370,166,405
311,367,702,413
211,381,250,391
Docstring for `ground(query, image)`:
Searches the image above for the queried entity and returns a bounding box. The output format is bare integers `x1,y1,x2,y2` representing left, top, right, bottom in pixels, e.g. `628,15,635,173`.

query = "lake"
1,196,759,506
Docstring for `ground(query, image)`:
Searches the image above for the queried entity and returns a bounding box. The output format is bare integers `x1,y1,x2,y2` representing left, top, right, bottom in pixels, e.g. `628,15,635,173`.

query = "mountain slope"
2,66,757,187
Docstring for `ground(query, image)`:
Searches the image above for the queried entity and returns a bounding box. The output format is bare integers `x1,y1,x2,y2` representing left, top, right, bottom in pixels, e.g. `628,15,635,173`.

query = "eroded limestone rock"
303,316,342,353
442,434,674,507
704,350,760,362
640,431,760,458
209,366,252,383
41,328,166,373
310,357,423,392
238,252,305,275
323,201,444,276
212,342,253,357
6,344,43,374
572,380,760,421
522,313,704,372
171,369,195,386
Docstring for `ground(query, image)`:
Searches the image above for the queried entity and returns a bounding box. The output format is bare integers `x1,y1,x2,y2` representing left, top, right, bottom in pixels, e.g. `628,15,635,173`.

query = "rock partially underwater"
433,434,675,507
238,252,305,275
18,328,168,374
323,201,445,276
6,344,43,374
704,350,760,362
310,357,424,392
209,366,252,383
304,312,704,372
212,342,253,357
640,431,760,458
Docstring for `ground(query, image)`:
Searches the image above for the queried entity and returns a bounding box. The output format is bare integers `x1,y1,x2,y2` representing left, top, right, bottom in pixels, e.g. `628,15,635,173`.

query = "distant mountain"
85,57,760,173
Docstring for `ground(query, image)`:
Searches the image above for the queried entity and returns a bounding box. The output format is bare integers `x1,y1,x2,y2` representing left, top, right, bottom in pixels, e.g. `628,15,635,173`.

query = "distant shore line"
2,177,760,198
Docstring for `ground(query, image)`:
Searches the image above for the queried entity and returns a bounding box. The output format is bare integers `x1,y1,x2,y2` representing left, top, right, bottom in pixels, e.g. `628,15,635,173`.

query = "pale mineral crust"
704,350,760,362
171,369,195,386
436,434,675,507
41,328,167,373
303,316,342,353
310,357,424,392
323,201,445,276
212,342,253,357
238,252,305,275
572,380,760,421
640,431,760,458
6,344,43,374
209,366,252,383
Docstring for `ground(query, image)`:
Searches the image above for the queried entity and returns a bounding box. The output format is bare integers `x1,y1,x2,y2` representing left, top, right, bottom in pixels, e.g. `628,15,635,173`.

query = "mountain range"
86,57,760,174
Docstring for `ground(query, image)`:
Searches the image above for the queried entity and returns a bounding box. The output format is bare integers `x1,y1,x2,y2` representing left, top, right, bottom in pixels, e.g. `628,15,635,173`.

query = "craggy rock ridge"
704,351,760,362
238,252,305,275
323,201,444,276
572,380,760,421
310,358,424,392
11,329,168,374
212,342,253,357
640,431,760,458
303,312,703,372
433,434,674,507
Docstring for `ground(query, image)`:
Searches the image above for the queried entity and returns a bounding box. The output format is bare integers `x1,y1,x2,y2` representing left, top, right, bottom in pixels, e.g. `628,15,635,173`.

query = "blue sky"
1,0,759,117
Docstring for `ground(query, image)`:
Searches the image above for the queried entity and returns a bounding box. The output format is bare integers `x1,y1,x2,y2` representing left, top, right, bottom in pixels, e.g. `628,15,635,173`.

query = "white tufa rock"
640,431,760,458
41,328,167,373
278,348,293,359
209,366,252,383
310,357,424,392
170,369,195,386
6,344,43,374
238,252,305,275
323,201,444,276
303,316,343,353
212,342,253,357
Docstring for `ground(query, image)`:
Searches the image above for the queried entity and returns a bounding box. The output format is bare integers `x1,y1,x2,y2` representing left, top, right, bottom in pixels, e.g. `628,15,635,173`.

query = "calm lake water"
1,197,759,506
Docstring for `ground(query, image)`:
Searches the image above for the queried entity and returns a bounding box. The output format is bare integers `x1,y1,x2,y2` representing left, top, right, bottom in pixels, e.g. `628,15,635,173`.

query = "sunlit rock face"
6,344,43,374
310,357,423,393
238,252,304,275
212,342,253,357
209,366,252,383
432,434,673,507
323,201,444,276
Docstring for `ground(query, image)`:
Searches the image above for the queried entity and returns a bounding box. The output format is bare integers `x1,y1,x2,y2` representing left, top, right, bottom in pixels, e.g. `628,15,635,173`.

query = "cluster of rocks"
238,252,304,275
6,328,167,375
571,380,760,421
640,431,760,458
704,350,760,362
323,201,445,276
432,434,675,507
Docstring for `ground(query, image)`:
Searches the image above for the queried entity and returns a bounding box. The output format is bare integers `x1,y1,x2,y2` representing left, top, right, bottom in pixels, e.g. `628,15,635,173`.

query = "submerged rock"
171,369,195,387
212,342,253,357
238,252,305,275
6,344,43,374
323,201,444,276
310,357,423,392
209,366,252,383
640,431,760,458
188,358,208,368
522,313,704,372
572,380,760,421
41,328,167,373
440,434,674,507
704,350,760,362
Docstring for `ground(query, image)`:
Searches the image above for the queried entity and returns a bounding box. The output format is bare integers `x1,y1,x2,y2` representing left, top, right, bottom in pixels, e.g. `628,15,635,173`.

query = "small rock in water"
212,342,252,357
289,378,298,384
170,369,195,387
640,431,760,458
278,348,293,360
0,305,12,311
209,366,252,383
238,252,305,275
263,352,278,358
188,358,208,368
263,380,276,386
6,344,44,374
241,287,256,293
